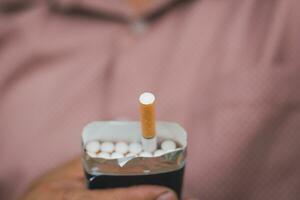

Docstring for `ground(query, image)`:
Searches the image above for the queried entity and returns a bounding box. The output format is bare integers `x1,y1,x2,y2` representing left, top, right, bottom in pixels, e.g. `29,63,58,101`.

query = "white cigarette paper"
86,141,101,153
161,140,176,151
115,142,129,154
139,92,157,152
101,142,115,153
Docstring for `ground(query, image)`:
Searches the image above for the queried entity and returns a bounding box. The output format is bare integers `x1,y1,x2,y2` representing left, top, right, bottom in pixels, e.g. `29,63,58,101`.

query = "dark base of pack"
85,167,185,199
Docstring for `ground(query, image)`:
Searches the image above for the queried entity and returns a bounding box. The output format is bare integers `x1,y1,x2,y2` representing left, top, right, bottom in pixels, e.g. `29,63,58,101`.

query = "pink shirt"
0,0,300,199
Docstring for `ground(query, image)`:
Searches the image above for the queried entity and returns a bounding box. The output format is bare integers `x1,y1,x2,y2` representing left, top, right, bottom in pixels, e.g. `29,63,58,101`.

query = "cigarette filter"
139,92,156,139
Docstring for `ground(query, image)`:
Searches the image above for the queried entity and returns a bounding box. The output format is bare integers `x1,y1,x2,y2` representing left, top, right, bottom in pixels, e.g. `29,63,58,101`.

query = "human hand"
20,157,178,200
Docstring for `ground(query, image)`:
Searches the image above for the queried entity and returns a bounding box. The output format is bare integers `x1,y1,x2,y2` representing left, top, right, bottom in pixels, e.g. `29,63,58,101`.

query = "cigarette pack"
81,121,187,198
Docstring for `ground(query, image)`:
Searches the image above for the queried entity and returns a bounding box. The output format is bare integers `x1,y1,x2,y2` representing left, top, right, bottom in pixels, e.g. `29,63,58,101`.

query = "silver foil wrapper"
81,121,187,176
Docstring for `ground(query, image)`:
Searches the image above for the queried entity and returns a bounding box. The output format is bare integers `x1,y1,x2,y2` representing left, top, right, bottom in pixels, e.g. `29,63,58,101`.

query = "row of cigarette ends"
85,140,177,159
85,92,177,159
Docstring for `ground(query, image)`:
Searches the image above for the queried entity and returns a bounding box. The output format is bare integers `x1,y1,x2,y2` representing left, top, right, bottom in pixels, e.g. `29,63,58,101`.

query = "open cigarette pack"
81,93,187,198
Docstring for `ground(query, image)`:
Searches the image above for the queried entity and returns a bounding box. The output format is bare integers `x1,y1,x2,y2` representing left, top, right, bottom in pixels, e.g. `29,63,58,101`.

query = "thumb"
95,185,178,200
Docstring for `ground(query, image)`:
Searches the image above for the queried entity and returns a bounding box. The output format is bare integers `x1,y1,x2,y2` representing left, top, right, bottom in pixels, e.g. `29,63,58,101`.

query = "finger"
115,185,178,200
78,185,178,200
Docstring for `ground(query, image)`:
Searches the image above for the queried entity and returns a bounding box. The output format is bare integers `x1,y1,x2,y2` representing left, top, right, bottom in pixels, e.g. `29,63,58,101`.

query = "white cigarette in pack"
139,92,157,152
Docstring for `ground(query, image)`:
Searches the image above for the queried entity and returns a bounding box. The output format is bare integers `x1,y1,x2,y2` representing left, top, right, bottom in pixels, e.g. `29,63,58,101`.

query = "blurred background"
0,0,299,200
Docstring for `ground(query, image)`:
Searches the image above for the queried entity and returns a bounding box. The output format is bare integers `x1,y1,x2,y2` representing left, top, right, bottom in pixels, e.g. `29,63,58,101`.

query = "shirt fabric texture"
0,0,300,199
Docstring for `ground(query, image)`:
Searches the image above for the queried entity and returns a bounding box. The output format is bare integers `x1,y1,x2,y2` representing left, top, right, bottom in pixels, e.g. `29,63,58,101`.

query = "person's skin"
127,0,151,17
19,157,186,200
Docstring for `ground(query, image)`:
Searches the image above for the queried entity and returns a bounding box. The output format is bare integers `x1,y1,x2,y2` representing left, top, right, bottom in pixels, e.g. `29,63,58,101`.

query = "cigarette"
86,141,101,154
139,92,157,152
100,142,115,153
97,152,111,159
161,140,176,152
115,142,129,154
129,142,142,154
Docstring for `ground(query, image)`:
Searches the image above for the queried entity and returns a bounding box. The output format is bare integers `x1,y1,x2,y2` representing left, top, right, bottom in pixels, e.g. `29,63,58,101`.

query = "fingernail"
156,191,177,200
